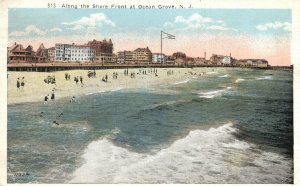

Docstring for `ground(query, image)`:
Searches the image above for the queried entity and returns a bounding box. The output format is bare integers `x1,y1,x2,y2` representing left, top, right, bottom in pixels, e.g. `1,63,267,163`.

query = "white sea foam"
256,76,273,80
86,88,123,95
198,87,232,99
235,78,245,83
70,123,292,184
218,74,230,78
173,79,190,85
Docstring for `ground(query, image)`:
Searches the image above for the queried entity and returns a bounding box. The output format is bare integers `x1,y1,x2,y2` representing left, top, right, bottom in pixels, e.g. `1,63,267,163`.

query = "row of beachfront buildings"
7,39,269,67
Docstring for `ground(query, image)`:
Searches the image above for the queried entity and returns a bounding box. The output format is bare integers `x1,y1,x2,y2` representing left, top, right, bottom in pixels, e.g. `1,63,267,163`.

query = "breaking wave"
173,79,190,85
198,87,232,99
86,87,123,95
70,123,292,184
235,78,245,83
256,76,273,80
218,74,230,78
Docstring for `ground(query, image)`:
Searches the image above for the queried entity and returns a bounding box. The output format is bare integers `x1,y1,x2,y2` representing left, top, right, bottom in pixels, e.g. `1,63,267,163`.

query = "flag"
162,31,175,39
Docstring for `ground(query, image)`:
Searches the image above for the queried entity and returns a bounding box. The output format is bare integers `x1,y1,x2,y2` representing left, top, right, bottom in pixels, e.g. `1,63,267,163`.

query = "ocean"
7,68,293,183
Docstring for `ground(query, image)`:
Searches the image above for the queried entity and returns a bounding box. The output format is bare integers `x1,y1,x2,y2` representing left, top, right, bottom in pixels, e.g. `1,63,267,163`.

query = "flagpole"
161,30,163,66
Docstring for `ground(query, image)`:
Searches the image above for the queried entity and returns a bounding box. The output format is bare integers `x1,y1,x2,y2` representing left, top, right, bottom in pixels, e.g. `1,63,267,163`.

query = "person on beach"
65,73,68,81
80,76,83,84
44,95,49,104
21,77,25,90
16,78,20,90
105,74,108,82
51,92,55,101
75,76,78,84
70,96,76,102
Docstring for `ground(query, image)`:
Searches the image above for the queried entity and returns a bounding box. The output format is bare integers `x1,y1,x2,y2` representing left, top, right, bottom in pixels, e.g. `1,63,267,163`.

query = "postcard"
0,0,299,184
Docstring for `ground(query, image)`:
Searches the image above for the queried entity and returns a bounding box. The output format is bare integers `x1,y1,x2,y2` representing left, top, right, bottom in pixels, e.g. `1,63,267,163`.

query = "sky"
8,9,292,66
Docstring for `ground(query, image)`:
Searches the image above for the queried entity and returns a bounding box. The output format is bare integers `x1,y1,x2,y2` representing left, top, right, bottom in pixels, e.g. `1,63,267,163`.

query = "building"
257,59,268,67
54,44,71,61
117,50,134,64
233,59,268,67
165,55,175,64
132,47,152,64
210,54,224,65
125,51,134,63
94,52,114,64
7,42,38,63
172,52,186,59
232,59,247,67
221,56,233,65
48,47,55,62
87,39,113,64
36,43,48,62
245,59,268,67
175,58,186,65
117,51,125,63
87,39,113,53
186,57,194,65
194,57,206,65
70,44,94,62
152,53,166,64
54,43,94,62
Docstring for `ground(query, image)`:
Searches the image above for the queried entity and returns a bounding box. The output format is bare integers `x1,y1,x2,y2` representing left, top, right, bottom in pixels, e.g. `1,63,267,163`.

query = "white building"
54,43,94,62
152,53,166,63
70,44,94,62
222,56,232,65
55,44,71,61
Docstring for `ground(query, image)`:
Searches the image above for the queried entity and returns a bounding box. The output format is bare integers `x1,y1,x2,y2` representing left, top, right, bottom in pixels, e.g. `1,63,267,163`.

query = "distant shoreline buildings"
7,39,269,67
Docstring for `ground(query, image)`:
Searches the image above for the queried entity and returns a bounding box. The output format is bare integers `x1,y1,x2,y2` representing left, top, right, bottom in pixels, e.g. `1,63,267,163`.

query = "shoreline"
8,67,215,105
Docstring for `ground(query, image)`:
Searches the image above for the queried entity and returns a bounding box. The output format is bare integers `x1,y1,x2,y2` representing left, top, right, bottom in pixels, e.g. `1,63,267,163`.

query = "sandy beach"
8,67,214,105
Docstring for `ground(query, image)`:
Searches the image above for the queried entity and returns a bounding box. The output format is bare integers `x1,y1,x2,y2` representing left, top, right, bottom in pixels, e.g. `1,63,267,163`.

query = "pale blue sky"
9,8,291,39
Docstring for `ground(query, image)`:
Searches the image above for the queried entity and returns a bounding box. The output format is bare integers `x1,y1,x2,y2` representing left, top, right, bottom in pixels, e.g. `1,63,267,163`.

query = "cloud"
9,25,63,37
9,25,46,37
164,13,235,32
175,14,212,29
256,21,291,32
48,28,62,32
62,13,115,30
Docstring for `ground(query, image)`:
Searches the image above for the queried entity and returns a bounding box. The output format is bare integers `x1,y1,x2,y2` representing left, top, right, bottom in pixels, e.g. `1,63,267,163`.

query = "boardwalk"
7,62,292,72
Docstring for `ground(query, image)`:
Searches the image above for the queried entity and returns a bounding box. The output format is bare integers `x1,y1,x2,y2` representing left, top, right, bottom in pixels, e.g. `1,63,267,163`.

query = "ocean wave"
198,87,232,99
86,88,123,95
235,78,245,83
69,123,292,184
218,74,230,78
256,76,273,80
173,79,190,85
